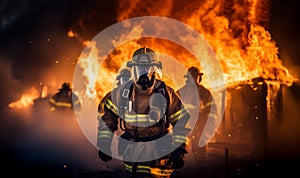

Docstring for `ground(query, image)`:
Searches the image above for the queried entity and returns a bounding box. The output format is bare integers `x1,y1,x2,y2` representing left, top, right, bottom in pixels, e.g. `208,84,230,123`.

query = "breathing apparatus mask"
127,47,162,90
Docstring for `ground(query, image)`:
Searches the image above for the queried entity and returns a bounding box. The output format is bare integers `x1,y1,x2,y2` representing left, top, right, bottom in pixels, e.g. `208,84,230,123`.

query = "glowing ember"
39,82,48,98
67,30,75,38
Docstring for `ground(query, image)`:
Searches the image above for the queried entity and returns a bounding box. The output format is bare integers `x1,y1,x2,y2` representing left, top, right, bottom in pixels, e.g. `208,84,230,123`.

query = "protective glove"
97,146,112,162
168,148,188,169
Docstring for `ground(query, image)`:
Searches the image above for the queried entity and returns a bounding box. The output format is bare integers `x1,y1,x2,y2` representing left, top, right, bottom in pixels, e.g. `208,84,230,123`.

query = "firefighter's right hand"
98,149,112,162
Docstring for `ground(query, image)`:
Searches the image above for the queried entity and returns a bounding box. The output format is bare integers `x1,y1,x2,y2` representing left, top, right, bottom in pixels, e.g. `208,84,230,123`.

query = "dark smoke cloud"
0,0,31,32
0,0,117,89
269,0,300,67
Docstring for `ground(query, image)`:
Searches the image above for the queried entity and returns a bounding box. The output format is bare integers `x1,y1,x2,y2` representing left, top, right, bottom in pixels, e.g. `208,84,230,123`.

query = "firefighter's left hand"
168,148,187,169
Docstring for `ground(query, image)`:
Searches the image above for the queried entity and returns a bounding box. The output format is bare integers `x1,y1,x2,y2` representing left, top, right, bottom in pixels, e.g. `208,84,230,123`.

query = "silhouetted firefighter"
49,82,81,113
176,67,218,161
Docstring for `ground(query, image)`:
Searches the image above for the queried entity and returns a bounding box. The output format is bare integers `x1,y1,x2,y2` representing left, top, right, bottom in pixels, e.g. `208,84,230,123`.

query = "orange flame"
74,0,296,105
8,87,39,109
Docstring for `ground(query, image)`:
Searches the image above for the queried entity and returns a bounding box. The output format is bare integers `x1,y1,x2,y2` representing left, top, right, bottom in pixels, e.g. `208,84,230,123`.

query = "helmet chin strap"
136,73,155,90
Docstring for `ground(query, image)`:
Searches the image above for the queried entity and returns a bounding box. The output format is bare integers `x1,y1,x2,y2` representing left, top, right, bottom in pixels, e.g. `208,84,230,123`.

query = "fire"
77,41,99,98
60,0,298,148
8,86,40,109
9,1,297,112
114,0,296,86
74,0,297,106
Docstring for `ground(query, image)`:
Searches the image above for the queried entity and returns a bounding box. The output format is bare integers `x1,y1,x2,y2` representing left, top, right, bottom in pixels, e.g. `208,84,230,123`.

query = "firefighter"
49,82,81,113
116,68,132,88
98,68,132,114
176,67,218,161
97,47,191,178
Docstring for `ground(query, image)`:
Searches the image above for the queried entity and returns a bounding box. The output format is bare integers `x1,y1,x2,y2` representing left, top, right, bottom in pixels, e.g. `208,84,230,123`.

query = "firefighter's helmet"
59,82,72,91
127,47,162,90
116,68,131,86
185,67,203,84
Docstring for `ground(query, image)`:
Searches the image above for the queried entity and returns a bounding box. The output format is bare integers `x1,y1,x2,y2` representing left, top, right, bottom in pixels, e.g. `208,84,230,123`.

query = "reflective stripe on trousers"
124,163,174,177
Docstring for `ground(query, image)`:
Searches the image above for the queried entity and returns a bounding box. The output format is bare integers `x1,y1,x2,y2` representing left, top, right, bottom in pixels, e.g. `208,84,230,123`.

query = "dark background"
0,0,299,177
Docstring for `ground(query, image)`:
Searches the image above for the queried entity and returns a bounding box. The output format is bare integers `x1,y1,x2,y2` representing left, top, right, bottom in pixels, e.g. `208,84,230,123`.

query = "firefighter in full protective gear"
97,47,191,178
116,68,131,88
176,67,218,161
98,68,132,118
49,82,81,112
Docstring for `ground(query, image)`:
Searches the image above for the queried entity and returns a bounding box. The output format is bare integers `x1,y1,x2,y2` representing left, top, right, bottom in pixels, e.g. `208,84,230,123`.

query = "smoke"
267,82,300,159
16,108,110,170
0,1,122,176
0,0,118,91
0,66,124,177
269,0,300,77
0,0,31,32
0,57,21,108
268,1,300,158
0,57,117,175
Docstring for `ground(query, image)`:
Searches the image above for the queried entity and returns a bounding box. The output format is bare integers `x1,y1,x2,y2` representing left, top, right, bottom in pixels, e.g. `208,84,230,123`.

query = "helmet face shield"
133,65,154,81
127,47,162,90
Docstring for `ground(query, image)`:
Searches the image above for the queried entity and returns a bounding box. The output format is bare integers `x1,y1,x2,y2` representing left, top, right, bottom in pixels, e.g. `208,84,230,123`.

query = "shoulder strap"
112,80,134,131
112,80,133,115
116,80,168,117
152,80,169,126
153,80,166,97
